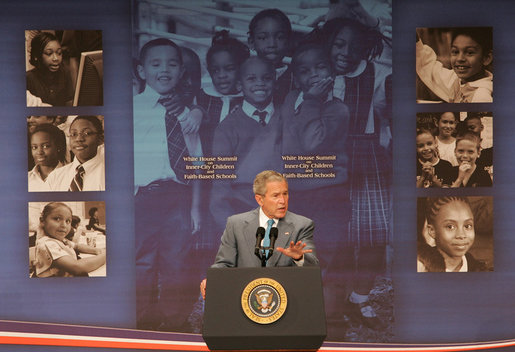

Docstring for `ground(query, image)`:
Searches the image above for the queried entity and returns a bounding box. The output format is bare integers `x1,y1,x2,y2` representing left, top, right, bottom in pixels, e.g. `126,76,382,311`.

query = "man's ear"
137,65,146,80
427,224,436,239
236,80,242,93
255,194,263,207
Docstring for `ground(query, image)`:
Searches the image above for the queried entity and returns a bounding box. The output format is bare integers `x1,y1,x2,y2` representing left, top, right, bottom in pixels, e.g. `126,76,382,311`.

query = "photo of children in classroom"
416,111,493,188
28,201,107,278
25,30,103,106
416,27,493,103
417,196,493,272
132,0,392,342
27,115,106,192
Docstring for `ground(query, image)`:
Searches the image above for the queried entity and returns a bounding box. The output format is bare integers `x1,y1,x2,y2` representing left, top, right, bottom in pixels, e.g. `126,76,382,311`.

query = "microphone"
254,227,265,257
267,227,279,259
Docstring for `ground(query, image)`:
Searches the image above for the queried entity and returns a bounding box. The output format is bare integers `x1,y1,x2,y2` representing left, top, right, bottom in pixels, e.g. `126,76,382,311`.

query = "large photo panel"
132,0,392,342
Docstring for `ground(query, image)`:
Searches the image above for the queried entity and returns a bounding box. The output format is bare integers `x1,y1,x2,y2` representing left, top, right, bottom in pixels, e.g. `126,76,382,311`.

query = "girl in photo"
434,112,459,166
26,32,74,106
323,17,391,330
418,197,487,272
196,30,249,155
28,123,67,192
34,202,105,277
248,8,294,105
416,128,454,188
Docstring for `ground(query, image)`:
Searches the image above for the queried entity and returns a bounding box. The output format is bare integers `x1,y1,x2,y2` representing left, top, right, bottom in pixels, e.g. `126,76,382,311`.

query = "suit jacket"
212,208,318,268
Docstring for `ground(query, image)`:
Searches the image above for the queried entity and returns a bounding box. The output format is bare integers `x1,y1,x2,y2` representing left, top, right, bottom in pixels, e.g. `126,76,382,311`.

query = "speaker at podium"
202,266,326,351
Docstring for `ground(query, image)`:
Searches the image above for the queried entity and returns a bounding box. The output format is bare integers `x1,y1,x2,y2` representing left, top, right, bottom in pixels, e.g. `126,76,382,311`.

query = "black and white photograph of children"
416,111,493,188
29,201,107,278
132,0,392,342
416,27,493,103
27,115,105,192
25,30,103,106
417,196,493,272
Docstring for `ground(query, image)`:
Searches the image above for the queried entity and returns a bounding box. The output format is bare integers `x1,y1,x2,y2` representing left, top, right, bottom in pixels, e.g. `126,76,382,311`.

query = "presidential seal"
241,278,287,324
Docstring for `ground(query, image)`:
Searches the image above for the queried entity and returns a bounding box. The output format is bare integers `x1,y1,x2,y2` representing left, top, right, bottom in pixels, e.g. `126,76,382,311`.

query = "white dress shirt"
46,147,105,191
241,100,274,125
133,86,202,189
28,162,63,192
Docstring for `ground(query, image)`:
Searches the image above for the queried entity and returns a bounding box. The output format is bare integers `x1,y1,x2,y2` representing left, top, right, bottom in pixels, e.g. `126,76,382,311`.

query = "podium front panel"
203,266,326,350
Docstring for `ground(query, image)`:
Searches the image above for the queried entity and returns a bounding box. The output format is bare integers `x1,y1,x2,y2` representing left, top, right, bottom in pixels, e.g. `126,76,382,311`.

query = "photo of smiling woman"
44,115,105,191
416,27,493,103
417,196,493,272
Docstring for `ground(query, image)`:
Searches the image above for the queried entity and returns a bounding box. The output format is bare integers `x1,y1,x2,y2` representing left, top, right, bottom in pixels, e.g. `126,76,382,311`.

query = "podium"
202,266,326,351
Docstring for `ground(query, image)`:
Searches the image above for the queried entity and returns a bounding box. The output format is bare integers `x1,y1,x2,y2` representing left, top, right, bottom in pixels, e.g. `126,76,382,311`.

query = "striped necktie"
158,96,189,184
69,165,85,192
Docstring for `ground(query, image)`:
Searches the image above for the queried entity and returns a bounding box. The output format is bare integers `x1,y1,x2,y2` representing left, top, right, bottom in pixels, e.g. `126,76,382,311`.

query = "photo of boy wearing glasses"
45,115,105,191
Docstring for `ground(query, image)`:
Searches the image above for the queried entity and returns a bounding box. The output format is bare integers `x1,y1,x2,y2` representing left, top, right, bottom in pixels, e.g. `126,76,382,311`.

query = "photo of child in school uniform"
416,27,493,103
28,201,106,278
417,196,493,272
28,122,67,192
133,37,203,332
44,115,105,191
25,30,103,107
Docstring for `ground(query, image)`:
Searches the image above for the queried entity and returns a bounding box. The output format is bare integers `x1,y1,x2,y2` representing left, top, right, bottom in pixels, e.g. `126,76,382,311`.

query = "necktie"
69,165,85,192
263,219,275,258
253,110,268,126
158,96,189,184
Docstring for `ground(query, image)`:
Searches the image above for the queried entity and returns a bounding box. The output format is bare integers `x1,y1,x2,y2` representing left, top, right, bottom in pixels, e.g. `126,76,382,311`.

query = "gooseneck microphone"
267,227,279,260
254,227,265,257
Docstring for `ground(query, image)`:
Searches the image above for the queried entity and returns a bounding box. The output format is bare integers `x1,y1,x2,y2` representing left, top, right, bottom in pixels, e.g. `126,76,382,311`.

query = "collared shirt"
242,100,274,125
46,147,105,191
416,40,493,103
35,235,77,277
333,60,375,134
293,91,334,111
28,162,64,192
446,256,468,272
133,85,202,188
275,64,288,80
201,85,243,122
258,207,304,266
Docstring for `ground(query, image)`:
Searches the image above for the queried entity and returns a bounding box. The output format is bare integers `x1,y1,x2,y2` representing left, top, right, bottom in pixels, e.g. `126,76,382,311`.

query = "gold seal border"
241,277,288,324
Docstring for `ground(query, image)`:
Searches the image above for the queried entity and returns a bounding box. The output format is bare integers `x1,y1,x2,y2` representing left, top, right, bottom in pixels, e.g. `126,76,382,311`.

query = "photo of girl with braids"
417,196,492,272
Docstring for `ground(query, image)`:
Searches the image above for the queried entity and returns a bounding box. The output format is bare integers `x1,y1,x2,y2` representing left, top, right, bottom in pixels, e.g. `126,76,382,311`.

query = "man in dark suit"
200,170,318,298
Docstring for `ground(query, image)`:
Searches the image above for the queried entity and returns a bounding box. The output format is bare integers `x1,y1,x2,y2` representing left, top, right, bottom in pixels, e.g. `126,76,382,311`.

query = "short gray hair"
253,170,286,196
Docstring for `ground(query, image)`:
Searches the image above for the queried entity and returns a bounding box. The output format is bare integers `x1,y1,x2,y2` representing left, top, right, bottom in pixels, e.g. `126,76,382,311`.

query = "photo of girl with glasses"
46,115,105,191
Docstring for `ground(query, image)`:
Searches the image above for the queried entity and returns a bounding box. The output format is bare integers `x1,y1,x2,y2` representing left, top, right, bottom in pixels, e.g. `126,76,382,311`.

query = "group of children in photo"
133,4,392,337
416,112,493,188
